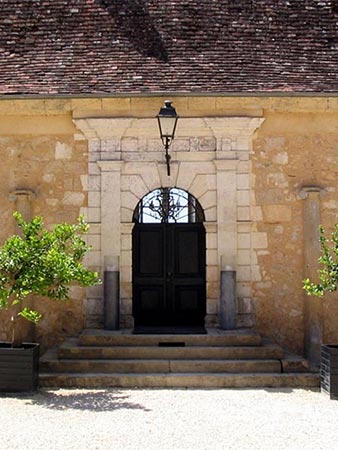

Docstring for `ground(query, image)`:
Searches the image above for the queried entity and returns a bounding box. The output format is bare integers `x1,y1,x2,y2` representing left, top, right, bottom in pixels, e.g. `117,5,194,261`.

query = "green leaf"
0,212,101,331
303,224,338,297
19,307,42,324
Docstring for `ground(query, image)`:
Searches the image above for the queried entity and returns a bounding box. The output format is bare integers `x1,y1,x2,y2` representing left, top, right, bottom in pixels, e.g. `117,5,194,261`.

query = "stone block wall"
252,110,338,354
0,97,338,356
0,114,88,349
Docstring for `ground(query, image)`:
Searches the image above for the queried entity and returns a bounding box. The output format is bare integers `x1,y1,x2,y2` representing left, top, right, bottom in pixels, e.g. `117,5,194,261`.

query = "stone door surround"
74,116,264,328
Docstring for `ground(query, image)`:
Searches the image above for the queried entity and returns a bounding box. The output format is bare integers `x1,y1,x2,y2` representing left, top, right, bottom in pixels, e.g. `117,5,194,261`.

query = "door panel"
172,224,206,325
133,223,206,327
138,228,164,276
134,285,165,326
175,229,199,274
133,225,166,326
173,225,205,276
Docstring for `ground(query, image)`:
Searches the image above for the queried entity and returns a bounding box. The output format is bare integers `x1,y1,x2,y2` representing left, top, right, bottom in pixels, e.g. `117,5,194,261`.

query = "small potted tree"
304,224,338,400
0,212,100,392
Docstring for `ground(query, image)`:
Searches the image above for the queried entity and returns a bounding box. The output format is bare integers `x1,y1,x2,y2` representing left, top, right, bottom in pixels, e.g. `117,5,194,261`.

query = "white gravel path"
0,388,337,450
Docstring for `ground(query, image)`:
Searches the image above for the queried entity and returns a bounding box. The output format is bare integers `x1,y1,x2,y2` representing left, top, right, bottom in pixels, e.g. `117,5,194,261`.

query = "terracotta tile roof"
0,0,337,95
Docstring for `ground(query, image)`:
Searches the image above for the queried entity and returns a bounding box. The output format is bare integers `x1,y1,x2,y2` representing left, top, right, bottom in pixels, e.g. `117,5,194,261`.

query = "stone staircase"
39,329,320,388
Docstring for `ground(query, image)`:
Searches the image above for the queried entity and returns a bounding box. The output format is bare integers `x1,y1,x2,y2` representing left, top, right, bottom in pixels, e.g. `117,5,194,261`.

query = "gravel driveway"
0,388,337,450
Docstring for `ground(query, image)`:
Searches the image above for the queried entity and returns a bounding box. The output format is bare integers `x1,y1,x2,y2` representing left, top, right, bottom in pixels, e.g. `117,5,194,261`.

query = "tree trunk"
10,300,35,347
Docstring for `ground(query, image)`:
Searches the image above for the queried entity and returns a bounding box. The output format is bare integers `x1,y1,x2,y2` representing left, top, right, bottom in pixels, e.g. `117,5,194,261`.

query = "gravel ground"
0,388,337,450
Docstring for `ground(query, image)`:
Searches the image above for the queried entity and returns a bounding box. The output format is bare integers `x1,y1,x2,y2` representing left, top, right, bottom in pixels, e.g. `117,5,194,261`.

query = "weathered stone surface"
55,141,72,160
252,110,338,354
0,129,88,347
238,297,256,314
62,192,85,206
1,97,338,360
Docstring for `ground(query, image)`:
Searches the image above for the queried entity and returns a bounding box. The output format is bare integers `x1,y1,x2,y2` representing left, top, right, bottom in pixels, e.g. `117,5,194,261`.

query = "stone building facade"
0,0,337,361
1,96,338,358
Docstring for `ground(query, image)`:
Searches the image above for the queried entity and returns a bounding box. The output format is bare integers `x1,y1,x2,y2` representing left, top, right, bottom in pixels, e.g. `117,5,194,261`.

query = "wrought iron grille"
133,188,205,223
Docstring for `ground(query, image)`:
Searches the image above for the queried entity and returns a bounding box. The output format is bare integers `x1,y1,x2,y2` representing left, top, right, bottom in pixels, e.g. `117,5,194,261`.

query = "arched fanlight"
133,188,205,224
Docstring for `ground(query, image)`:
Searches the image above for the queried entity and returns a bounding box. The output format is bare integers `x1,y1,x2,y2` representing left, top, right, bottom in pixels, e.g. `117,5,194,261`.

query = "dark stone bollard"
220,269,237,330
104,270,120,330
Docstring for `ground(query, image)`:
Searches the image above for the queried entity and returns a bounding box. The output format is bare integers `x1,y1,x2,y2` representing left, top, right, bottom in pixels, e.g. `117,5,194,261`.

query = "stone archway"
74,116,264,329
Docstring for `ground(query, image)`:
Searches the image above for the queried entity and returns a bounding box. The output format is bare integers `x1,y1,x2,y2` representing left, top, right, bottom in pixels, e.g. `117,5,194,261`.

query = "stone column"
97,161,123,328
8,189,36,342
300,186,323,367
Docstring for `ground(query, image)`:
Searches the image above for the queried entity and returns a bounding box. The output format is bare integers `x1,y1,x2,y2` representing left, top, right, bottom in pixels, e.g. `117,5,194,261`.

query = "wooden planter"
0,343,40,392
321,344,338,400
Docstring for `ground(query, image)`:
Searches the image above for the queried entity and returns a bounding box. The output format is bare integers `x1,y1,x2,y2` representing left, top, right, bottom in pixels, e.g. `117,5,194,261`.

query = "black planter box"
321,344,338,400
0,342,40,392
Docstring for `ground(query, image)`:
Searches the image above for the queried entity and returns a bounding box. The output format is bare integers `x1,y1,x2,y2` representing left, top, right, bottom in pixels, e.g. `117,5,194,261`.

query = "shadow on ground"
1,389,152,413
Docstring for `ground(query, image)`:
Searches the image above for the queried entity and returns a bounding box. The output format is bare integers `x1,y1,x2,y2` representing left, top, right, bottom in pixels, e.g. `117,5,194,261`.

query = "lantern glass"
157,100,179,140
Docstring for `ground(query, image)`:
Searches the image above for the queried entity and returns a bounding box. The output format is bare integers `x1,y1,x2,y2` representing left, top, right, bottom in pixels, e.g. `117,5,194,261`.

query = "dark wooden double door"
132,223,206,328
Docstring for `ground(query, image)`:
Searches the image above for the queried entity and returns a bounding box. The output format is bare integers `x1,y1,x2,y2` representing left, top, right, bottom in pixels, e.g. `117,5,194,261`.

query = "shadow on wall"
98,0,169,62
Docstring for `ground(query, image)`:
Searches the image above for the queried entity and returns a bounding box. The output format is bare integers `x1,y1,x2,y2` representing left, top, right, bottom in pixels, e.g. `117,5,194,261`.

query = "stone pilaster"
300,186,323,367
98,161,123,328
215,160,239,269
97,161,122,267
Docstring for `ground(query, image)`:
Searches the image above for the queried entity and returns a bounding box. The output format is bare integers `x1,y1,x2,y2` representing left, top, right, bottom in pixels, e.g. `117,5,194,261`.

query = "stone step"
39,372,320,389
79,329,262,347
39,330,317,389
40,358,281,374
281,355,311,373
58,342,284,360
